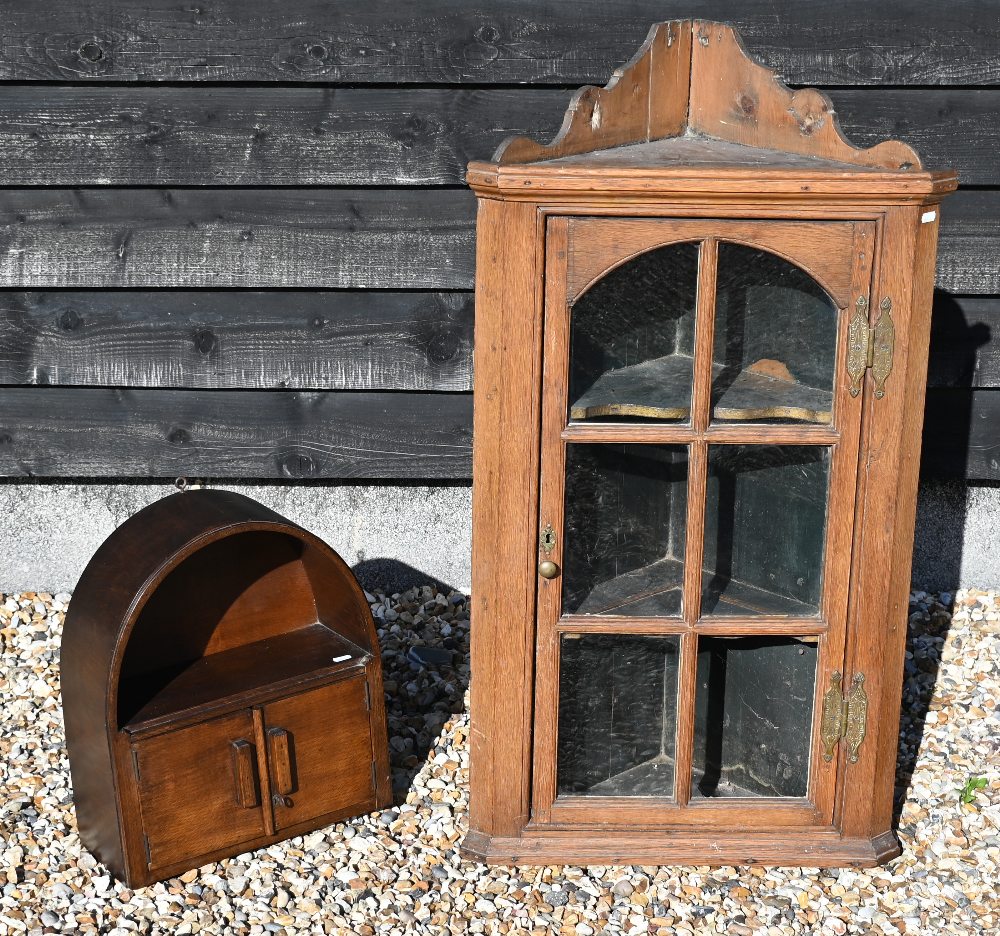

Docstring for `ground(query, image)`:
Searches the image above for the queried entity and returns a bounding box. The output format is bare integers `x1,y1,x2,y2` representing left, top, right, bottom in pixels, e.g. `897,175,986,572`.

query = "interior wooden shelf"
573,555,817,618
120,624,366,733
570,354,694,421
574,556,685,616
569,353,831,424
713,369,832,424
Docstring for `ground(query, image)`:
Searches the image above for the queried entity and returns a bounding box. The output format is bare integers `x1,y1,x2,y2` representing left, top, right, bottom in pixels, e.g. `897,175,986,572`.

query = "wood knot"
58,309,81,332
78,41,105,63
193,330,217,355
737,93,757,118
427,328,460,365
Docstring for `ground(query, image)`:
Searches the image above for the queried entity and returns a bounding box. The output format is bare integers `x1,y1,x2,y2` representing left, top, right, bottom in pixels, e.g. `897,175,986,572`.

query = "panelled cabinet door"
533,217,875,830
132,710,267,872
262,676,376,832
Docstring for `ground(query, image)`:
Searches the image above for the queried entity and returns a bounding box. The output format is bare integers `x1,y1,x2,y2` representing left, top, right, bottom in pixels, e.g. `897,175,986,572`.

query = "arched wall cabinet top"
61,490,390,886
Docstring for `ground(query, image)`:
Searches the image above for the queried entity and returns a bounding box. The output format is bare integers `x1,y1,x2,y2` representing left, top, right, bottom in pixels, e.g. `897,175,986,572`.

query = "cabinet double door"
533,217,876,830
131,676,375,872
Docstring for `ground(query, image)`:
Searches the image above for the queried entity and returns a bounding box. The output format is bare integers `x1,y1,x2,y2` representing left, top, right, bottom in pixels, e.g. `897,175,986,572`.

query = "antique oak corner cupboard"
464,20,957,866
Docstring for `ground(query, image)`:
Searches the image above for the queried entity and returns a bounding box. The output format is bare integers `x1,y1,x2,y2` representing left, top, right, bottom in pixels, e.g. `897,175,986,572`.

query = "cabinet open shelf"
569,353,832,424
120,624,367,734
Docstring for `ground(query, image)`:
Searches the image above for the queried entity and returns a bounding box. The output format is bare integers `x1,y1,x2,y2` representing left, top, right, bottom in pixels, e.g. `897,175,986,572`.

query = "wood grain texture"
1,1,998,85
495,22,689,166
0,388,471,479
0,188,475,289
0,189,993,293
0,87,993,186
688,22,920,171
0,291,473,391
0,86,570,186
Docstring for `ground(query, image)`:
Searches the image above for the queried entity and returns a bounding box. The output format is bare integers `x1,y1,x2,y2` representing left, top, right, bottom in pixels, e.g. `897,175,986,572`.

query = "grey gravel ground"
1,587,997,935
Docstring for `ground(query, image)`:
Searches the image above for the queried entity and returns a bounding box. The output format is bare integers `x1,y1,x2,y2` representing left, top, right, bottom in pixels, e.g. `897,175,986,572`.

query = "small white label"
332,654,352,663
921,210,937,223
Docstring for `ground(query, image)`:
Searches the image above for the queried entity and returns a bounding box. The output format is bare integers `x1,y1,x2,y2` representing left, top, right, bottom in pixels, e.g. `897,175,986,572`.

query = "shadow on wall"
914,289,992,590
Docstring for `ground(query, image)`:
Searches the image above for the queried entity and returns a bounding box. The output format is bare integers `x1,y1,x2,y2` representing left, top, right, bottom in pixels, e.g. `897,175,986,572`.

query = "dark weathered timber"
0,291,473,391
0,87,568,186
922,390,1000,479
833,90,1000,187
0,388,472,478
6,387,985,479
1,1,999,84
936,191,1000,295
0,189,475,289
0,87,995,186
927,295,999,389
0,188,993,292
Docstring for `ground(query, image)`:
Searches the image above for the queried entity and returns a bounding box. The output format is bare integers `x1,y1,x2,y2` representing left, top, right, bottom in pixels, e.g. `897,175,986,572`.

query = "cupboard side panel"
842,204,932,841
468,198,545,839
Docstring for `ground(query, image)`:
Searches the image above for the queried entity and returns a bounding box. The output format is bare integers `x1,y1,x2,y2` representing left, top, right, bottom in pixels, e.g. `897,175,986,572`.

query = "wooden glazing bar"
672,631,699,807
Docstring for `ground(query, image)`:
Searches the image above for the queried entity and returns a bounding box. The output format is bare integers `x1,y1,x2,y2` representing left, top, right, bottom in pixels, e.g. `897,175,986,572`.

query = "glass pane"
711,243,837,425
563,444,687,617
702,445,830,617
558,634,680,797
569,242,699,423
692,637,817,798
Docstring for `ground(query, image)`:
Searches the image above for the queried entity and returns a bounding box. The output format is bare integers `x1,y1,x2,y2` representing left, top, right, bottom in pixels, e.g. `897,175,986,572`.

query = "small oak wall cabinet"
464,20,957,866
61,490,391,886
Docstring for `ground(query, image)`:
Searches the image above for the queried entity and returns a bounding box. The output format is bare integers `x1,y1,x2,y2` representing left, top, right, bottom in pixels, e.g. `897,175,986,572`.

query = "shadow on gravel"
353,560,471,802
893,593,955,830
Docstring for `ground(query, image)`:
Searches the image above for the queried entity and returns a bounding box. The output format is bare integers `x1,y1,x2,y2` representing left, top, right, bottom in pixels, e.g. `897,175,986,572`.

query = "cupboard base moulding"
461,830,902,868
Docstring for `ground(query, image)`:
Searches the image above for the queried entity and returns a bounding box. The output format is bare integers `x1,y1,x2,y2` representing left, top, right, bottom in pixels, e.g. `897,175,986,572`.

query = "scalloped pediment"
493,20,921,172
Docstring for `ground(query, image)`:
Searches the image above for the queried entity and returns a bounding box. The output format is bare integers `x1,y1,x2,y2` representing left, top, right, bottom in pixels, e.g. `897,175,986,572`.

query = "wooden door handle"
230,739,259,809
267,727,294,796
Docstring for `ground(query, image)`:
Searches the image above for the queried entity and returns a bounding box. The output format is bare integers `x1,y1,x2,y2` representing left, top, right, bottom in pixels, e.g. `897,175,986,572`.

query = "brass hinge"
846,297,895,399
820,671,869,763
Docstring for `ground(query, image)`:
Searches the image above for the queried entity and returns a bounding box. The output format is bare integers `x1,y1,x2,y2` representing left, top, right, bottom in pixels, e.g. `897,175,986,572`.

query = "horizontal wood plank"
0,189,476,289
0,288,992,393
0,188,996,293
0,291,473,390
0,388,472,479
0,385,993,479
922,389,1000,479
0,87,992,186
1,1,999,85
0,87,564,186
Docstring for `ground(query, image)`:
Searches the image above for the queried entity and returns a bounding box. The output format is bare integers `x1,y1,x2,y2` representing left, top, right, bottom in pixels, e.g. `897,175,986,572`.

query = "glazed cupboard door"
532,217,876,830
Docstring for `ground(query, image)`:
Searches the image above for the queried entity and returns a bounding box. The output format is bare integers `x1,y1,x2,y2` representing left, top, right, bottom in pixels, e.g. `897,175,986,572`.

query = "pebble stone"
1,586,997,934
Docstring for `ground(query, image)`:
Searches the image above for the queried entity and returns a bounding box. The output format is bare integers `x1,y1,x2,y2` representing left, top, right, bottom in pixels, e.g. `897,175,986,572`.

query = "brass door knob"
272,793,293,808
538,560,560,579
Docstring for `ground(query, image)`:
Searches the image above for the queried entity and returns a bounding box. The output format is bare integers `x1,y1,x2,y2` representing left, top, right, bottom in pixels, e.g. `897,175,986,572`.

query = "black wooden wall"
0,2,997,482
